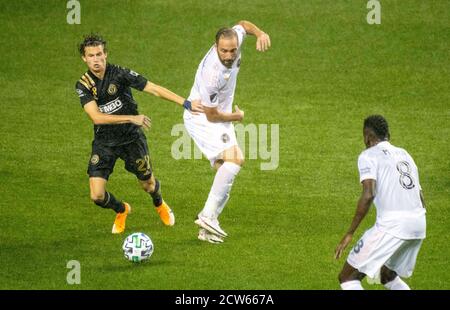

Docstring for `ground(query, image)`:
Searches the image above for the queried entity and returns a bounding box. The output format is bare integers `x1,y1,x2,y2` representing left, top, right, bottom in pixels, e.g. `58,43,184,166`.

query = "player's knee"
229,157,244,167
141,179,156,193
235,156,245,167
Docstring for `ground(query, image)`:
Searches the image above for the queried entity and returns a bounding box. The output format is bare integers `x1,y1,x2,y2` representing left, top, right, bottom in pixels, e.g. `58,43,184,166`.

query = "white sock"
384,276,411,290
340,280,364,290
215,193,229,219
200,162,241,219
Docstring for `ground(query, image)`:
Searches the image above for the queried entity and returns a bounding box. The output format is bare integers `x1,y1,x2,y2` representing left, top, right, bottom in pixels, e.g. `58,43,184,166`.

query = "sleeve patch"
76,89,85,97
359,167,371,174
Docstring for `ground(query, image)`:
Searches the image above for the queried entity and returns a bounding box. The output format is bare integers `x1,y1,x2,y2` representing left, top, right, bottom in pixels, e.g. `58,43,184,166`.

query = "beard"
220,58,234,68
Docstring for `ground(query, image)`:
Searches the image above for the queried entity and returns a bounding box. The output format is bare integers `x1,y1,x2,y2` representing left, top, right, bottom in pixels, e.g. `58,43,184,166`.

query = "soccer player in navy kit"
75,34,203,234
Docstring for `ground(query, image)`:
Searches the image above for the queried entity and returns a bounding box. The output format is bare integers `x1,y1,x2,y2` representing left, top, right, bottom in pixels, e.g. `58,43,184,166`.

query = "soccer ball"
122,232,154,263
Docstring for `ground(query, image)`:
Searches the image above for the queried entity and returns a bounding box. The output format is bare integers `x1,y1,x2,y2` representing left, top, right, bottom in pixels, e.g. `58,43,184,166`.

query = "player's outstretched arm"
83,101,151,130
143,82,204,113
238,20,271,52
334,179,375,259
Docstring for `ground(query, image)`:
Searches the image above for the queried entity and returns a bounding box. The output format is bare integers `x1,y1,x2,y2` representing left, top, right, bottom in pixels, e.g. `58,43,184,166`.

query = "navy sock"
94,192,125,213
150,179,163,207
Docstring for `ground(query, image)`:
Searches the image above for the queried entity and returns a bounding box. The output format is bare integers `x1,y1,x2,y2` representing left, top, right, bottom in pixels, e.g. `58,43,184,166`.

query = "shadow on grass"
99,258,171,272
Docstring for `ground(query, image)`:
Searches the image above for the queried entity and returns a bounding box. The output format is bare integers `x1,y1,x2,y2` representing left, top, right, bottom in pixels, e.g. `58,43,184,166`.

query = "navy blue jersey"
75,63,148,146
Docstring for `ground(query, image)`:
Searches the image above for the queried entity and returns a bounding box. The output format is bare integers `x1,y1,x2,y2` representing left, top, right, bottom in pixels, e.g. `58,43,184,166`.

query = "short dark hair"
215,27,238,45
364,115,390,140
79,33,107,56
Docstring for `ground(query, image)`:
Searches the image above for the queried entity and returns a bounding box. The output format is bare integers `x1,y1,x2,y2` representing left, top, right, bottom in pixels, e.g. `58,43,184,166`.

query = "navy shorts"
87,135,153,181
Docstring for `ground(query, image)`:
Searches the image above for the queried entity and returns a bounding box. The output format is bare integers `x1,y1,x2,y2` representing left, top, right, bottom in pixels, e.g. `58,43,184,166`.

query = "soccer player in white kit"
334,115,426,290
183,21,271,243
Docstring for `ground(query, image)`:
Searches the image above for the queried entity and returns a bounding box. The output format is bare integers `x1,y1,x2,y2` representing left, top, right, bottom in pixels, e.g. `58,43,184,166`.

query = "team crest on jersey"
210,93,218,103
221,133,230,143
90,154,100,165
107,84,118,95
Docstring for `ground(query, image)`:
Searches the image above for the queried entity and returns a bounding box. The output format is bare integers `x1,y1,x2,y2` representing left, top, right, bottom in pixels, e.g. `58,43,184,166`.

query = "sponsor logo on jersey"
98,98,123,114
107,84,118,95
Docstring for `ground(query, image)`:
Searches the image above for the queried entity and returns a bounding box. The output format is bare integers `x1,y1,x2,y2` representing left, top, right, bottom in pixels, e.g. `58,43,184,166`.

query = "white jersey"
184,25,246,164
358,141,426,239
187,25,246,114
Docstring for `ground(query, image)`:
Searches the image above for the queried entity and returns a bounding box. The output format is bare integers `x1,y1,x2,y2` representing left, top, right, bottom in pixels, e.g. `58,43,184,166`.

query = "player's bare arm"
238,20,271,52
143,82,204,113
203,105,244,123
334,179,375,259
83,100,151,130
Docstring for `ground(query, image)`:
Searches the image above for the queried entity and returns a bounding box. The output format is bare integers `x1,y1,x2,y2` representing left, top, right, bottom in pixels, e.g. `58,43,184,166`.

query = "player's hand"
132,115,151,130
190,100,204,114
234,105,244,122
334,233,353,260
256,32,271,52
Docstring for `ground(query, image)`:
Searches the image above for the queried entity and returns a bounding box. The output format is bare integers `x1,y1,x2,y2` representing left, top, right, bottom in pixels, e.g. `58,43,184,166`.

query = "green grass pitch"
0,0,448,289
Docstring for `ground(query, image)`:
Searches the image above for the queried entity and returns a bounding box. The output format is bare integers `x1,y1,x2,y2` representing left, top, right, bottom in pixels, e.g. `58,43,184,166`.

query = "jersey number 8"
396,161,415,190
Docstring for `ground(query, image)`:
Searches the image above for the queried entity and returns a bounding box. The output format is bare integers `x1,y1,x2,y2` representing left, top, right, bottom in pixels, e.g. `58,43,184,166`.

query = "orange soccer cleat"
112,202,131,234
155,201,175,226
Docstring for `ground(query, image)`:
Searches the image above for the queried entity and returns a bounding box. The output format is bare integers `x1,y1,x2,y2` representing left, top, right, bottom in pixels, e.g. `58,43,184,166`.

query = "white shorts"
347,225,423,278
183,110,238,166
